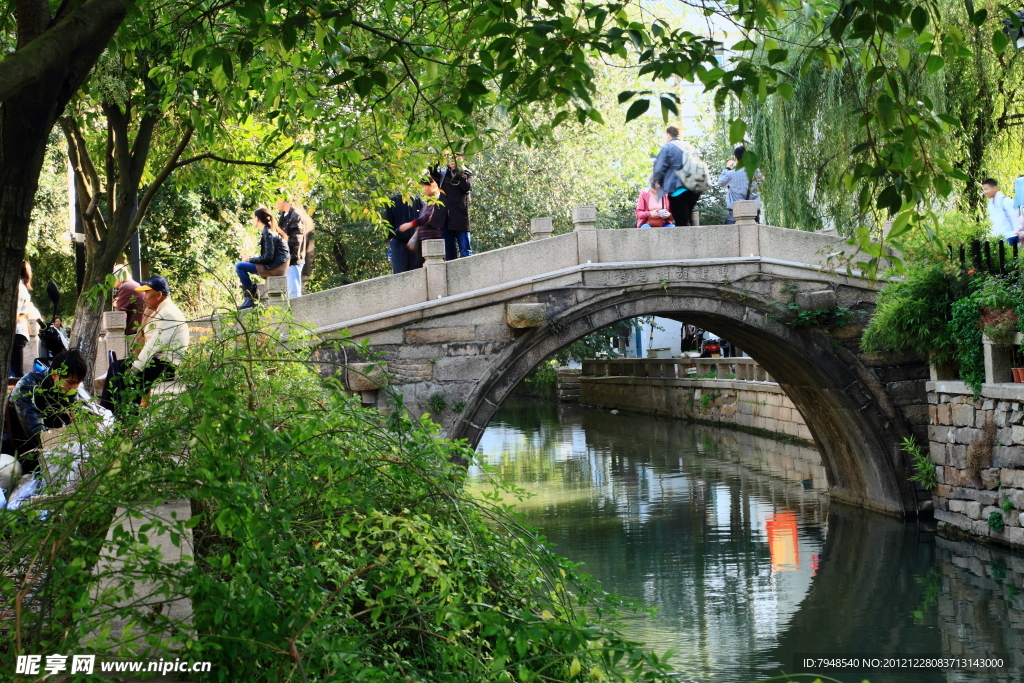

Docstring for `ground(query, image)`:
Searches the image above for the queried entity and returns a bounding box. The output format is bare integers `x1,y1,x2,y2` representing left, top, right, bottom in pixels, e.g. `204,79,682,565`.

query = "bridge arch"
453,282,921,516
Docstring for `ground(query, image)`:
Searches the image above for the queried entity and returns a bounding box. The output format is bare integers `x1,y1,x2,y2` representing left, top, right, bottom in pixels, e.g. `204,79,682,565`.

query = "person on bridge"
277,198,305,299
430,152,473,260
399,176,442,268
650,125,706,227
235,208,291,309
718,145,764,224
385,191,424,274
635,183,675,228
982,178,1024,246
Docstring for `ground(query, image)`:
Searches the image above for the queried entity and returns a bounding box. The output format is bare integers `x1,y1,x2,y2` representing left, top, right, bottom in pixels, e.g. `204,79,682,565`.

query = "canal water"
472,401,1024,683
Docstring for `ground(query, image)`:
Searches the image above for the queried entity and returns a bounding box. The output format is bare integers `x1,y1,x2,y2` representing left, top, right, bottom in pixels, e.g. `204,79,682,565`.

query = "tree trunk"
0,0,126,434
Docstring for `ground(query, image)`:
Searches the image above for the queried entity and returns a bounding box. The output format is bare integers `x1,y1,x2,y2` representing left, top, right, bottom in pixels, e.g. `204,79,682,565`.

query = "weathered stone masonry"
928,380,1024,550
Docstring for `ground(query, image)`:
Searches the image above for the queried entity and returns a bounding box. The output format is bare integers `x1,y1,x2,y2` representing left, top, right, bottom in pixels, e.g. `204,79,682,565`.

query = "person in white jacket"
12,261,41,378
130,275,189,394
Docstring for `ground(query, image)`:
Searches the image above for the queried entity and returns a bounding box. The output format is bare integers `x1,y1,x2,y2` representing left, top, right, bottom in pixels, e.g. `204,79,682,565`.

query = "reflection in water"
473,401,1024,683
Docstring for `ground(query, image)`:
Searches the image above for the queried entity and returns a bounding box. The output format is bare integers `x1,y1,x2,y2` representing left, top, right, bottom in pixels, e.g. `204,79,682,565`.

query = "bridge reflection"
473,401,1024,683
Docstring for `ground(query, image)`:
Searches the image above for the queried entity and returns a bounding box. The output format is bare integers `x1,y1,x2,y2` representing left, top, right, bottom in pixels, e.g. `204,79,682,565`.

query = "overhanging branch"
173,144,295,170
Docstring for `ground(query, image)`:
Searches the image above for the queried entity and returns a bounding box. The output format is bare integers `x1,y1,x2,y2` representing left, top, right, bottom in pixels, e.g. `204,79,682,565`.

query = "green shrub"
861,263,957,365
1,310,675,682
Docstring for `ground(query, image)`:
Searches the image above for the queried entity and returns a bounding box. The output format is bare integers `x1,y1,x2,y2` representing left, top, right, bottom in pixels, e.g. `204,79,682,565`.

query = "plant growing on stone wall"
700,394,717,410
902,437,937,491
987,510,1006,532
452,400,467,413
428,392,448,413
769,281,853,328
966,419,995,479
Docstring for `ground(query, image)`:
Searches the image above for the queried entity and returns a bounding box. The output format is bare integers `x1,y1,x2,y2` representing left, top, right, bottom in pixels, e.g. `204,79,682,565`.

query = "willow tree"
747,0,1024,237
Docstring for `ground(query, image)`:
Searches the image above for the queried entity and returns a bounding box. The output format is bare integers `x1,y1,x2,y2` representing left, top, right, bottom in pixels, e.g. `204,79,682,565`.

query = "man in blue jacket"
650,125,700,226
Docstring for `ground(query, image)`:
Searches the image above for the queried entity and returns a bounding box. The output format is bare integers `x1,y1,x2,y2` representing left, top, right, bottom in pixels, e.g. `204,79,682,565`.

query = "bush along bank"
0,309,676,682
862,249,1024,395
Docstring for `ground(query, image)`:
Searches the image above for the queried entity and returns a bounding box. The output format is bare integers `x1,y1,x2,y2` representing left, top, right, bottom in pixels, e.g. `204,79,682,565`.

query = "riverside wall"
579,375,813,444
927,381,1024,551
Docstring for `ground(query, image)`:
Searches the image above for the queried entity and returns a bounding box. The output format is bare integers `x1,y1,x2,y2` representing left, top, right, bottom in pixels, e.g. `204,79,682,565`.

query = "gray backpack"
670,140,710,193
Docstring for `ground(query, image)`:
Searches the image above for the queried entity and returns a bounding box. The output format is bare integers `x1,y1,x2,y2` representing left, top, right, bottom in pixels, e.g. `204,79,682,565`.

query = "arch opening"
456,287,919,516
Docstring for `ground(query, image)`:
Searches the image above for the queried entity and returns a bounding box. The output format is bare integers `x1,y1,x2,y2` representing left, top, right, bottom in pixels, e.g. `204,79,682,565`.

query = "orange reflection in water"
766,511,800,571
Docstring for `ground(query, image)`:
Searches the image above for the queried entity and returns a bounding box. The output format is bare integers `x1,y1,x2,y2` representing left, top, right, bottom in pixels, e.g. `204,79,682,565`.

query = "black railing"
950,239,1020,276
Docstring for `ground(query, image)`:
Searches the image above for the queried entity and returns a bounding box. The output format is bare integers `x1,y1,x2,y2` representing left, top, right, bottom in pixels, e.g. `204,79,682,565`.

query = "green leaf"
971,9,988,27
731,39,757,51
617,90,636,104
777,82,794,100
897,47,911,69
993,30,1008,56
729,118,746,145
624,98,650,122
887,211,914,239
767,49,788,64
925,55,944,75
911,7,929,33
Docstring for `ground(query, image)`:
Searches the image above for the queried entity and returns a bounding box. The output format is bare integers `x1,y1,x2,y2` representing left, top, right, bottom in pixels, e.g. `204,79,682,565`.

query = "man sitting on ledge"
130,275,189,395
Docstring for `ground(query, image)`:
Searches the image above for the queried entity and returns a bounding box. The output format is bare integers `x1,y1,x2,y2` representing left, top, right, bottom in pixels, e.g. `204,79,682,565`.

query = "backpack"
670,140,710,193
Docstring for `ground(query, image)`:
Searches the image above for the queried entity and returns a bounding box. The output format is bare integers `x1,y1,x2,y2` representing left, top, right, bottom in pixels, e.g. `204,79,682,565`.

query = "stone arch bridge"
290,208,930,516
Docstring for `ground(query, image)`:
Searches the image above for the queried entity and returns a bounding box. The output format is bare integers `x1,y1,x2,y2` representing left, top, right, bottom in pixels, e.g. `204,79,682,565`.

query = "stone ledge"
581,376,788,394
927,380,1024,401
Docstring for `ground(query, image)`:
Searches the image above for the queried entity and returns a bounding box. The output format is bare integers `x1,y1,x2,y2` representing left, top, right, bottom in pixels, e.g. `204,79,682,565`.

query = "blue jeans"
441,229,472,260
1008,236,1021,247
236,261,258,289
640,223,675,229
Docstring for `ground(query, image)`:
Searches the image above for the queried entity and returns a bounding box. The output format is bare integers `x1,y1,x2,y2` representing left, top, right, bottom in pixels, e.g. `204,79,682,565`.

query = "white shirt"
133,297,189,370
16,281,40,337
988,191,1022,239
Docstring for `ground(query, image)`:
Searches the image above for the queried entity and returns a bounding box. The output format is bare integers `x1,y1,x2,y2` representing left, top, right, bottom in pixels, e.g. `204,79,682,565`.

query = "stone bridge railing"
287,201,858,335
582,357,774,382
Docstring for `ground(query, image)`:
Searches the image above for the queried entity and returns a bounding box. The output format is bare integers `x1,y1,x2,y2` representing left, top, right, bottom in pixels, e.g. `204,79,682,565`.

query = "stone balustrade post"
691,210,700,226
263,276,290,307
573,206,598,264
983,334,1014,384
531,217,553,241
734,199,760,257
423,239,448,300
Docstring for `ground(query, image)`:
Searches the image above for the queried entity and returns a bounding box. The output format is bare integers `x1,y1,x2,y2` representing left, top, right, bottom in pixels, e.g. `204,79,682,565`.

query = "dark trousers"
668,191,700,227
10,334,28,377
137,357,176,396
389,238,414,273
441,229,472,260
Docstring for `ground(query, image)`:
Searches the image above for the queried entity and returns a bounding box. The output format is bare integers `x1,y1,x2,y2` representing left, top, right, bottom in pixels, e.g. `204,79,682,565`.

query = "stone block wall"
580,376,813,443
928,381,1024,550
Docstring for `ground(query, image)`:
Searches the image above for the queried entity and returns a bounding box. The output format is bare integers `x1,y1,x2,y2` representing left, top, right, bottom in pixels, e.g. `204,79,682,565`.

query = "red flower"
967,269,975,274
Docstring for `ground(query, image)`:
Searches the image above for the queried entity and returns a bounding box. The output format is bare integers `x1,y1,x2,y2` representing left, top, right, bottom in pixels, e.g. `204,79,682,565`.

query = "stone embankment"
927,380,1024,550
578,358,813,444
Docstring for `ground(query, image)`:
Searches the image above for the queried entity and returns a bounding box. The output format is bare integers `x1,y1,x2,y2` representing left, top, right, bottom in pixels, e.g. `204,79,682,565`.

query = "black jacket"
428,165,472,232
250,227,290,269
279,210,303,266
384,194,424,243
11,370,76,451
